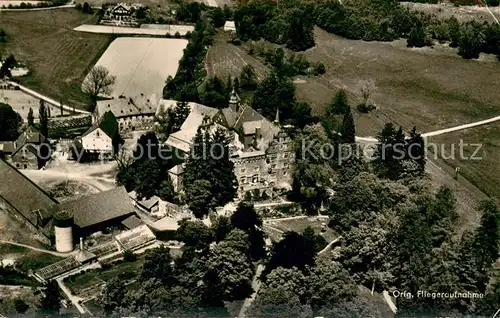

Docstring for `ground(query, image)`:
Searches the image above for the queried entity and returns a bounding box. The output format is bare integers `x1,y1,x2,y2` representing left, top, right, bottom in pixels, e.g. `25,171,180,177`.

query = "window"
240,168,246,173
284,171,288,176
284,153,288,159
252,175,259,183
284,163,289,168
96,131,100,137
240,177,246,184
271,164,277,169
254,167,259,171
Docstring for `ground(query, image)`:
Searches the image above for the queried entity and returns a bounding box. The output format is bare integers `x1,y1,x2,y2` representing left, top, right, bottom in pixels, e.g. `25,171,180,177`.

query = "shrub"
356,103,376,113
174,31,181,38
123,250,137,262
312,62,326,75
14,299,29,313
165,33,172,38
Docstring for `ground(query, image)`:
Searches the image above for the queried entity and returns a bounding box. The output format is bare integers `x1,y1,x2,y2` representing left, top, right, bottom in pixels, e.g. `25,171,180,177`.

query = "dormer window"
96,131,100,137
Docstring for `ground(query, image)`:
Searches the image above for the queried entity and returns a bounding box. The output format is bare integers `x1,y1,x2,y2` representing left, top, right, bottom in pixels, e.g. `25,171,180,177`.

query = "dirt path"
318,235,342,255
0,240,71,257
356,114,500,142
0,3,74,11
238,264,264,318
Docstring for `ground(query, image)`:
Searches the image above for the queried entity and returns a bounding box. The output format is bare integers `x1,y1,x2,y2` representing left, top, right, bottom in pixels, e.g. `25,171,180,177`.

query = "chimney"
79,237,83,251
255,127,262,140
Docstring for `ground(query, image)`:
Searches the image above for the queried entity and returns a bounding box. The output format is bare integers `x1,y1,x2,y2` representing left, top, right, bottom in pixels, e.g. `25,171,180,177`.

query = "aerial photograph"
0,0,499,316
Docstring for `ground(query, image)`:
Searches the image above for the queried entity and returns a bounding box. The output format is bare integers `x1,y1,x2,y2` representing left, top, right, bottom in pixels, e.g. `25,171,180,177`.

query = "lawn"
297,28,500,136
266,216,338,243
65,258,143,295
0,243,64,271
429,123,500,202
0,8,113,109
206,31,270,82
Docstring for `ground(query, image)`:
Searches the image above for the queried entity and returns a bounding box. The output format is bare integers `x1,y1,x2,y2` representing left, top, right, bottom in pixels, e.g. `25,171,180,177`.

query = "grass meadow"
0,8,113,109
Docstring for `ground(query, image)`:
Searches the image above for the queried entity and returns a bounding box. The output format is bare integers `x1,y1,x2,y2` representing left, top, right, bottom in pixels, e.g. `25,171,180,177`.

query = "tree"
140,246,175,284
176,219,214,250
292,124,336,213
286,7,315,51
183,128,237,218
100,278,126,315
0,103,22,141
458,23,485,59
359,79,376,107
474,199,500,273
264,231,316,277
240,64,257,90
82,66,116,111
200,76,228,108
0,54,16,78
407,24,429,48
207,243,254,301
213,215,233,242
327,89,349,116
185,179,213,219
82,2,93,13
308,260,357,312
39,280,60,315
27,108,34,127
168,101,190,134
14,299,29,314
231,202,266,260
340,107,355,143
221,229,251,255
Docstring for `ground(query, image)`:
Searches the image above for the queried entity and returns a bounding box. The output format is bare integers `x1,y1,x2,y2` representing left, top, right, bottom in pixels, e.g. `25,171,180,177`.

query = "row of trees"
163,20,215,101
234,0,500,60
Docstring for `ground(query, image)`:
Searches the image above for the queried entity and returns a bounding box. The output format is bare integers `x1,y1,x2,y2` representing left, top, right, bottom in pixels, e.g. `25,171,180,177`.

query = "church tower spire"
229,89,241,112
274,106,280,125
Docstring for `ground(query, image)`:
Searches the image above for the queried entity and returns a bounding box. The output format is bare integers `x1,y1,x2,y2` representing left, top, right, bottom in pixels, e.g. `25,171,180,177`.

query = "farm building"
0,159,146,251
80,111,119,157
164,90,295,196
0,159,58,245
101,3,144,27
94,95,159,134
224,21,236,33
7,128,50,169
54,186,138,237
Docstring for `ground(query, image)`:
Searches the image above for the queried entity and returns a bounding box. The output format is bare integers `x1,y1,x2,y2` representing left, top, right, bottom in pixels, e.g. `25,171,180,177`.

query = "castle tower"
54,210,74,253
229,89,241,113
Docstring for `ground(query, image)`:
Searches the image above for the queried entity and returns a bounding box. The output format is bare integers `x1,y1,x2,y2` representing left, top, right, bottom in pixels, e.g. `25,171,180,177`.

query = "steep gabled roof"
83,111,118,139
0,159,58,225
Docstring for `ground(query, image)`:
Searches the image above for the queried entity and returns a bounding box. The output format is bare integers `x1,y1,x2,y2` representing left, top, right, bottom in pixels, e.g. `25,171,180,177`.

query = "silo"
54,210,73,253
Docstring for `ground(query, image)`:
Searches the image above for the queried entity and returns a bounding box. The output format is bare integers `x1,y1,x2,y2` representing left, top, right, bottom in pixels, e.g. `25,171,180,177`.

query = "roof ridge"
0,159,58,205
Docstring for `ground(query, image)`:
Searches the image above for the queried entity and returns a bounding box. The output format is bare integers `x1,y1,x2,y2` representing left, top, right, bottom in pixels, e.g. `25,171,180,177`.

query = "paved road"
0,240,73,257
5,81,89,115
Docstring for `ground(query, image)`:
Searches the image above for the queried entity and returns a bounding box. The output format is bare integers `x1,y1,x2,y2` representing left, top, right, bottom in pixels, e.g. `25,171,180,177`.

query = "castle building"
165,90,295,197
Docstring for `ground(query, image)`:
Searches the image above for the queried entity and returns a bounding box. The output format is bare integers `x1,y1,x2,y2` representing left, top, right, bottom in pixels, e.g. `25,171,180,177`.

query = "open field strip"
74,24,194,36
0,8,113,109
0,0,44,6
87,37,187,98
299,28,500,136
